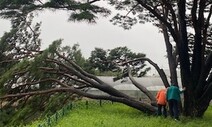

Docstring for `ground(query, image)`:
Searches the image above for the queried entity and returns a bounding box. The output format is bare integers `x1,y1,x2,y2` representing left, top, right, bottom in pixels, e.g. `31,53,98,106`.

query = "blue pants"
168,99,179,119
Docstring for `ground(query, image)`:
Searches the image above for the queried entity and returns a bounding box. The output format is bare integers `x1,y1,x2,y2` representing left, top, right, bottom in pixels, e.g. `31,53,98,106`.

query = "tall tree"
89,47,108,72
109,0,212,117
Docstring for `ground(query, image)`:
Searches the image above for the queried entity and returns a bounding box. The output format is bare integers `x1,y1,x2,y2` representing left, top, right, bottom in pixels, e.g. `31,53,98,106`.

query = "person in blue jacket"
166,84,186,121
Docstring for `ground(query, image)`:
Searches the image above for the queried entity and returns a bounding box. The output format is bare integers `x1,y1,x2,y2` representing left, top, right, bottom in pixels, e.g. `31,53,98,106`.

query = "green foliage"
8,105,33,126
0,11,90,124
0,37,87,126
0,107,16,126
0,29,19,74
42,93,71,116
0,60,29,94
0,14,82,126
0,93,75,126
89,48,108,72
0,0,111,23
69,10,97,23
62,43,87,67
88,46,150,77
0,13,41,84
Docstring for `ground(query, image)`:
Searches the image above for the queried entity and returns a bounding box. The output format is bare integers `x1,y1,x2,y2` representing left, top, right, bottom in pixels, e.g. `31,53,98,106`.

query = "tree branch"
55,52,105,85
191,0,198,29
0,88,69,99
39,66,92,87
1,84,156,114
127,66,157,106
177,0,191,88
135,0,178,43
198,82,212,105
161,0,179,40
161,5,178,86
45,57,133,99
195,52,212,95
191,0,207,82
122,57,170,87
37,0,44,5
125,3,139,16
88,0,100,4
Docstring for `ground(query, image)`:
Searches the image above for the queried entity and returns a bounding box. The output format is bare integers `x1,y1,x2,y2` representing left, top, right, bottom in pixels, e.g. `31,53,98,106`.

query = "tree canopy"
88,46,150,77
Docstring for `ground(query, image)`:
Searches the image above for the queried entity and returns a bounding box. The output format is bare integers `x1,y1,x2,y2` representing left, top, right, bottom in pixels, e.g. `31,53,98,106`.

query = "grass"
52,101,212,127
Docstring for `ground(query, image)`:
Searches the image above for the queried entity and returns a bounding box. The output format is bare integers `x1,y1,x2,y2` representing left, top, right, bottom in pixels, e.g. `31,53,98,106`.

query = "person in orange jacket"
156,88,167,117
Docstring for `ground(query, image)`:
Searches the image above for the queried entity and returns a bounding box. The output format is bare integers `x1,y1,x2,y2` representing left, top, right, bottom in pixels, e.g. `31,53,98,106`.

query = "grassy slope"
54,102,212,127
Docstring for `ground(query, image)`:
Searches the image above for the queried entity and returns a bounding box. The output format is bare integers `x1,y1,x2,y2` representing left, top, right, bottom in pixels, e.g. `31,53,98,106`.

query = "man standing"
166,84,185,121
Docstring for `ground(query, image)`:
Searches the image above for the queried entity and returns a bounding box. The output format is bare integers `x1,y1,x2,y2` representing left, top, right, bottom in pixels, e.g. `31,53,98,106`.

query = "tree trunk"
161,23,178,86
183,79,212,117
161,7,178,86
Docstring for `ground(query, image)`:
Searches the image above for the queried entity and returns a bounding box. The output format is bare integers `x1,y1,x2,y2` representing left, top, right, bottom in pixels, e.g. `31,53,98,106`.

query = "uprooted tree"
0,1,211,124
0,39,159,112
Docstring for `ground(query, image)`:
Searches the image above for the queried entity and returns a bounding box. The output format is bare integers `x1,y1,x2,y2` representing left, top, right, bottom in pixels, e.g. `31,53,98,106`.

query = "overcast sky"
0,10,169,74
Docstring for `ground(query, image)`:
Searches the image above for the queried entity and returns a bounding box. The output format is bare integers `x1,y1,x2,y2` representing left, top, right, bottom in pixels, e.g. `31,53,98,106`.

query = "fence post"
38,124,42,127
99,100,102,107
62,108,65,116
86,100,88,109
67,102,71,110
47,116,51,126
55,112,58,122
69,102,73,110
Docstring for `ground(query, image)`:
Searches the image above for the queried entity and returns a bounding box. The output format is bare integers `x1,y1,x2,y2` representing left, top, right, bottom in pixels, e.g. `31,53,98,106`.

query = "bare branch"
135,0,178,43
125,3,139,16
198,82,212,104
55,52,105,85
0,88,69,99
122,57,170,87
191,0,198,28
45,57,133,99
161,0,179,38
39,66,92,87
195,52,212,95
88,0,100,4
36,0,44,5
127,66,157,106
